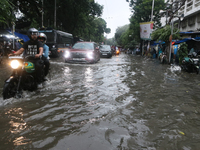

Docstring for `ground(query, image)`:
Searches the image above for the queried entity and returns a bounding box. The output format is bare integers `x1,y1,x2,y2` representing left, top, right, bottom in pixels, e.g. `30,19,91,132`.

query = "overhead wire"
104,0,113,19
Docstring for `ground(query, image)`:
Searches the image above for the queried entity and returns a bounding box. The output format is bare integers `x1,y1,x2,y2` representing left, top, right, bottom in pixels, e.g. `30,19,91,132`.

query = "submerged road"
0,53,200,150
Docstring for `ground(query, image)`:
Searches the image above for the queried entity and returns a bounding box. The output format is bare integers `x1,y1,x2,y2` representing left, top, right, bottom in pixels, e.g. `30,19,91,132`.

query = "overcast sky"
95,0,132,39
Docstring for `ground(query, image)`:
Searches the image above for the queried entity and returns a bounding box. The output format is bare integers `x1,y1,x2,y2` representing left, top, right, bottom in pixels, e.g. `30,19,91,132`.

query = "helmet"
27,28,39,40
38,33,47,43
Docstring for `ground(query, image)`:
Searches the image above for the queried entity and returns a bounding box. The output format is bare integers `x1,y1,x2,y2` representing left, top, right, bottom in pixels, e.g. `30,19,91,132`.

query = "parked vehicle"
64,42,100,63
2,55,44,99
99,45,112,58
39,29,73,57
181,52,200,74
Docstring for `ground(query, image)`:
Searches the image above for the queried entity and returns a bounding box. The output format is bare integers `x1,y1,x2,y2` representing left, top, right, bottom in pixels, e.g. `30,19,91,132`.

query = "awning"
14,32,29,42
180,31,200,35
7,30,29,42
151,40,165,46
173,37,200,45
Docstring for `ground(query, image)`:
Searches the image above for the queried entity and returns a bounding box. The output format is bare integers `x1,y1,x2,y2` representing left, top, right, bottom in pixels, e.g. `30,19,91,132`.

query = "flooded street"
0,53,200,150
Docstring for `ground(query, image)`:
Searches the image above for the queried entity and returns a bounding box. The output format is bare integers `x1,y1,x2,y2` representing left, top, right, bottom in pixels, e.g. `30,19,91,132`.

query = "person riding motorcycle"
38,33,50,78
10,28,44,83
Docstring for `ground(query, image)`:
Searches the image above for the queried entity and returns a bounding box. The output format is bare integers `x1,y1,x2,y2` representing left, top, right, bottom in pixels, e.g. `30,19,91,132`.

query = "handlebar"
9,55,23,59
25,55,35,59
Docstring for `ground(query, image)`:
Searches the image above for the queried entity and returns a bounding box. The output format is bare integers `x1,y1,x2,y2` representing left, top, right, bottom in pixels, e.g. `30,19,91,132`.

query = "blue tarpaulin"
151,40,165,46
7,30,29,42
14,32,29,42
174,45,178,55
173,37,200,44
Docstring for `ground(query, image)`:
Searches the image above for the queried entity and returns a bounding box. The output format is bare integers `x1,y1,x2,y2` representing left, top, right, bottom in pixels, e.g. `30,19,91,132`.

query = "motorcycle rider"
11,28,44,83
38,33,50,79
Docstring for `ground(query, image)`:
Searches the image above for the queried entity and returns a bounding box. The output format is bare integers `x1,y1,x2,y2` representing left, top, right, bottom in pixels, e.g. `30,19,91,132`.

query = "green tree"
151,25,180,44
177,42,188,64
105,37,117,46
115,24,129,46
127,0,165,44
121,29,137,49
1,0,110,42
0,0,14,28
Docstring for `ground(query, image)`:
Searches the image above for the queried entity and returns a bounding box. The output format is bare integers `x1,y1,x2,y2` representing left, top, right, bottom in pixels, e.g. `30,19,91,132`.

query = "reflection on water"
4,107,31,146
13,136,30,146
84,67,94,87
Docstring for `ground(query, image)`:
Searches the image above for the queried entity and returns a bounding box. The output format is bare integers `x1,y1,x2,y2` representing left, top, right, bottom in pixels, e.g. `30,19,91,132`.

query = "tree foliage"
105,37,117,46
115,24,129,46
114,24,137,49
177,42,188,64
127,0,165,44
0,0,14,28
113,0,165,49
151,25,180,45
0,0,110,43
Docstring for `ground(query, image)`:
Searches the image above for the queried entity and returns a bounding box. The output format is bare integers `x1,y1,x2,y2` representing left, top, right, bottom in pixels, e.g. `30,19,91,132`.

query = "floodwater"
0,53,200,150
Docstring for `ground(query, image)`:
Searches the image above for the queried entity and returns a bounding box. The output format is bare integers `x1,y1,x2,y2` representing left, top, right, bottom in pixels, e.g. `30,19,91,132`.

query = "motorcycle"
2,55,43,99
115,49,120,55
181,52,200,74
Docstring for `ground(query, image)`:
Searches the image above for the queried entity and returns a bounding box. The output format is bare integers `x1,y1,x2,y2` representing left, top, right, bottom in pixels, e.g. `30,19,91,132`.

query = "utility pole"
12,10,15,50
42,0,43,27
54,0,56,28
169,20,173,64
147,0,154,53
151,0,154,22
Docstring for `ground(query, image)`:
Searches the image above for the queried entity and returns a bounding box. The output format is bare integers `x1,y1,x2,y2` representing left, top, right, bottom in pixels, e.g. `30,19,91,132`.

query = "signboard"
140,21,154,40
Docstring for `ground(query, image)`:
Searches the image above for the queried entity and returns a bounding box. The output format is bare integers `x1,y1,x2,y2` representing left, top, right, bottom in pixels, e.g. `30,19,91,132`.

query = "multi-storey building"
178,0,200,33
161,0,200,33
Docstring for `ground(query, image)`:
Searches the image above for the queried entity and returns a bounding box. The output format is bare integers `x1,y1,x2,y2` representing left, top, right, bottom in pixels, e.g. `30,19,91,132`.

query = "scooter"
159,51,167,64
2,55,44,99
181,52,200,74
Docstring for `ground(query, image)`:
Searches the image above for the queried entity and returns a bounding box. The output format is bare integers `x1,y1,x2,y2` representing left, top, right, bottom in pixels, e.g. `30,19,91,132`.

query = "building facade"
179,0,200,32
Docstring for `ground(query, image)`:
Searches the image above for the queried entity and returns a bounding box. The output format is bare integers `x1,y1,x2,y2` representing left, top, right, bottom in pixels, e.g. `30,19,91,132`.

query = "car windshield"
72,42,94,50
99,45,111,50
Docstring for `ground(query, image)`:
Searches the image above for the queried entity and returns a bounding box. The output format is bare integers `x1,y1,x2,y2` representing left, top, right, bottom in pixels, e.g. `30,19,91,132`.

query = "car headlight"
52,45,56,48
10,60,20,69
87,52,93,59
64,51,70,58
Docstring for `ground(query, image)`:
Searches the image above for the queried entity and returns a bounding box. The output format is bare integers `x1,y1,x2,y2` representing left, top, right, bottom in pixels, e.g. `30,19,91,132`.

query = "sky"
95,0,132,39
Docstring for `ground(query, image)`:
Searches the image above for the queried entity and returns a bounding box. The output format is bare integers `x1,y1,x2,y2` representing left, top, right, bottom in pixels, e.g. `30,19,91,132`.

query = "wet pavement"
0,53,200,150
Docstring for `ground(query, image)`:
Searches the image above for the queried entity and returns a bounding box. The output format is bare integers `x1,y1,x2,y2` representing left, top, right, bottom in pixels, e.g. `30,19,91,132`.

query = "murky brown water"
0,53,200,150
